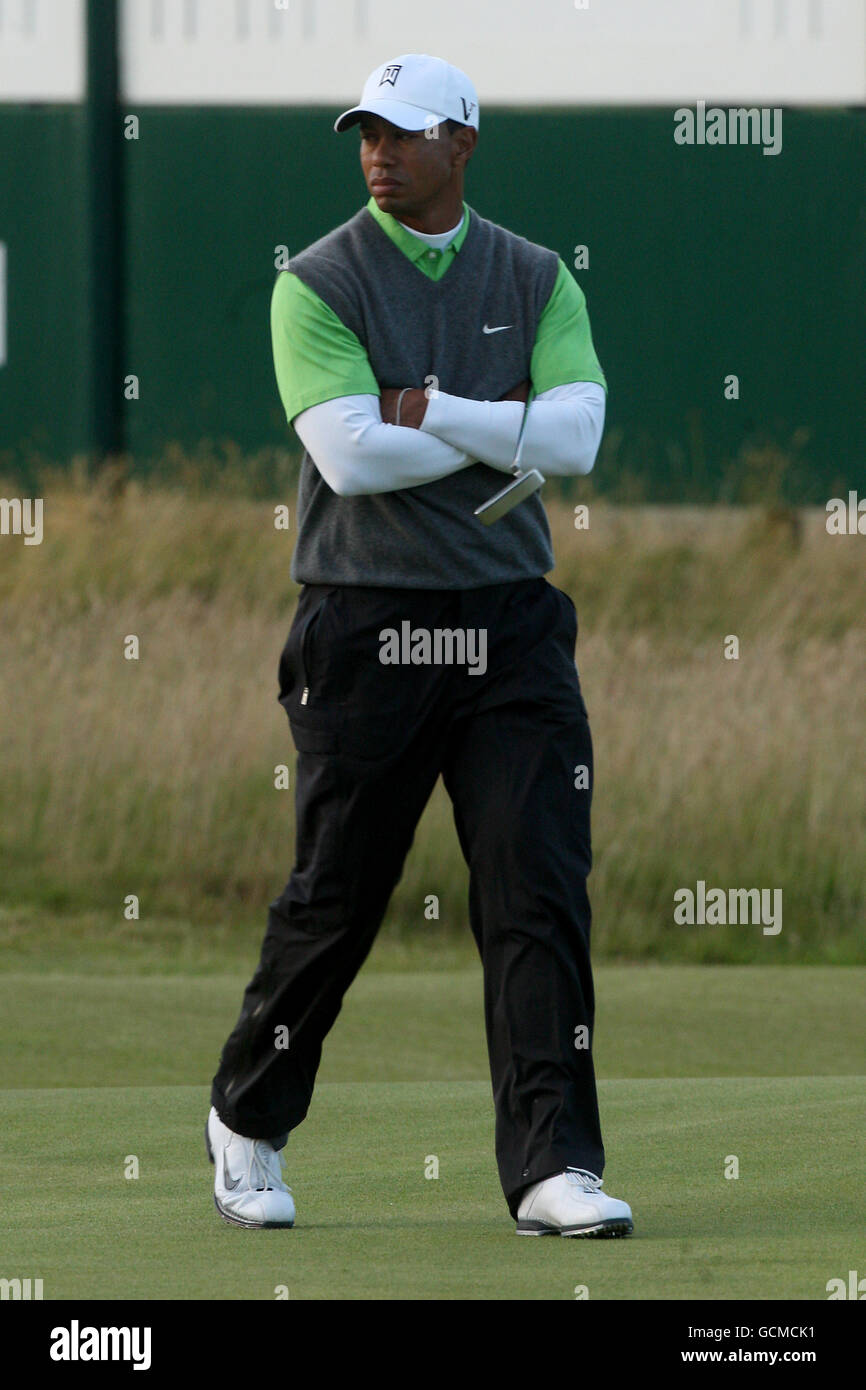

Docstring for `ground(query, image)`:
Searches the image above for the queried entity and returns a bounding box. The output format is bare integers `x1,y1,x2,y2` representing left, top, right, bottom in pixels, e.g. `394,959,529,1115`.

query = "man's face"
358,112,473,218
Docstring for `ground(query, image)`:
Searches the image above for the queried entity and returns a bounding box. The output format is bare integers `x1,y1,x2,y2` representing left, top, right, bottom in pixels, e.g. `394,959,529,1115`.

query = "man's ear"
453,127,477,169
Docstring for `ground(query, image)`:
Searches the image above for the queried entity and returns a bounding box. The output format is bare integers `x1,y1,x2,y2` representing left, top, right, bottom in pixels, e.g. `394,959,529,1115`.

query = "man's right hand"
499,379,532,403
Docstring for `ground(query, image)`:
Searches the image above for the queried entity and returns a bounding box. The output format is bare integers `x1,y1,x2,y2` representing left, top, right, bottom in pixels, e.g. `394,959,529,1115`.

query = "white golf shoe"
516,1167,633,1238
205,1106,296,1229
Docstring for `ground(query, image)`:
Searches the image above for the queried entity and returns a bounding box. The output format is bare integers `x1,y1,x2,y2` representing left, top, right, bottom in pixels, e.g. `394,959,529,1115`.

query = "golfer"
207,53,633,1239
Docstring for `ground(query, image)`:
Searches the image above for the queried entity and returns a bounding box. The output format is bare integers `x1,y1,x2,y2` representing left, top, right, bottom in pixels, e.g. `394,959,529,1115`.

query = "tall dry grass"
1,468,863,961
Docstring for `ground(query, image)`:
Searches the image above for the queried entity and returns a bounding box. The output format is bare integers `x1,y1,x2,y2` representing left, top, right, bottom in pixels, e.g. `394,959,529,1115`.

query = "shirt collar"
365,195,471,263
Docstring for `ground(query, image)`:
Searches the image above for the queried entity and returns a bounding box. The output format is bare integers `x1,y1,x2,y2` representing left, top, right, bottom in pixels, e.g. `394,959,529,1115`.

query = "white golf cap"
334,54,479,134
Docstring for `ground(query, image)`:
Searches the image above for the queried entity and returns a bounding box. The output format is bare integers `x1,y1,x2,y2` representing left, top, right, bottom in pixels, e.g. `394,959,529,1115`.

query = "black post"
83,0,122,464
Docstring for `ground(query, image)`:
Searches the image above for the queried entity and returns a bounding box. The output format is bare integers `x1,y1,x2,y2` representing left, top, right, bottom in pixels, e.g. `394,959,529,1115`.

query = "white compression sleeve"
420,381,606,477
292,395,474,497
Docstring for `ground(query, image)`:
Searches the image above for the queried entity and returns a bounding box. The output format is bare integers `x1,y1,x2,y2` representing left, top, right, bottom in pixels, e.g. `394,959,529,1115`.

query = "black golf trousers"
211,576,604,1218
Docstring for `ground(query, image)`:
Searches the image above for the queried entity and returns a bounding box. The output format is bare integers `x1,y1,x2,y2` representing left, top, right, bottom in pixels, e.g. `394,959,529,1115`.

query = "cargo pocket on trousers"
298,587,414,763
278,588,343,754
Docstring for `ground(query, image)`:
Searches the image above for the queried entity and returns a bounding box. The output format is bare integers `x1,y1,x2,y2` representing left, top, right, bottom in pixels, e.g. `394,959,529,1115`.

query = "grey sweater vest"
286,204,559,589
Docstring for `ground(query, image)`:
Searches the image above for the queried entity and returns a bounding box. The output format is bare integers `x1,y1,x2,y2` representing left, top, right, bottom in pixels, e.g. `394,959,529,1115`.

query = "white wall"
117,0,866,105
1,0,863,105
0,0,84,100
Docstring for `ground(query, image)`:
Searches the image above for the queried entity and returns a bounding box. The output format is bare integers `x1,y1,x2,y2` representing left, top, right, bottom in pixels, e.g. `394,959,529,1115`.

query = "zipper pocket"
298,612,314,706
296,590,329,707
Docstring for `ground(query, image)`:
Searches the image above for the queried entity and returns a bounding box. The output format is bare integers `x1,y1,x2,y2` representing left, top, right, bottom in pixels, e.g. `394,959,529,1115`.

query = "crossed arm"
293,379,606,498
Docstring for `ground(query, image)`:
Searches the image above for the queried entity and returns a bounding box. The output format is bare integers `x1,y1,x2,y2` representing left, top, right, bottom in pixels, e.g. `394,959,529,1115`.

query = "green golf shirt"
272,196,606,426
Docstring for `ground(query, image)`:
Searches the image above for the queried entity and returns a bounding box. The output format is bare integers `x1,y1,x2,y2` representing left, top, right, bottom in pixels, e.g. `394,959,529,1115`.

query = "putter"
474,394,545,525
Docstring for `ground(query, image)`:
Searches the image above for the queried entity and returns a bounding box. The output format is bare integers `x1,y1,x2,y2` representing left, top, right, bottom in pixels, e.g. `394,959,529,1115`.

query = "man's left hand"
380,387,428,429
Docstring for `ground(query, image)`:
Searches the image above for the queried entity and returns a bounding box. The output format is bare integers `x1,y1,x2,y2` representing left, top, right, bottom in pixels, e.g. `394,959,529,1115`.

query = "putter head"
474,469,545,525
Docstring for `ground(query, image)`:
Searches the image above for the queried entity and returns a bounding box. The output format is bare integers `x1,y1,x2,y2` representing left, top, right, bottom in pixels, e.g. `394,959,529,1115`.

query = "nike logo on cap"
482,324,513,334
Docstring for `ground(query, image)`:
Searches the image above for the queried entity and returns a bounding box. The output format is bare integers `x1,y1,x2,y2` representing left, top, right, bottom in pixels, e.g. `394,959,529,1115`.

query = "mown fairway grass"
1,479,863,1299
1,962,863,1300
